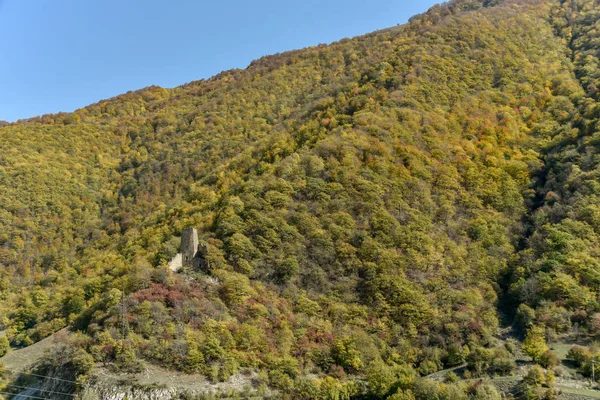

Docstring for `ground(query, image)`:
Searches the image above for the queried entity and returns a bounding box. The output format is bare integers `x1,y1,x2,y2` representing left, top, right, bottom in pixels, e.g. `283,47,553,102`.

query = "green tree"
0,337,9,357
522,326,548,363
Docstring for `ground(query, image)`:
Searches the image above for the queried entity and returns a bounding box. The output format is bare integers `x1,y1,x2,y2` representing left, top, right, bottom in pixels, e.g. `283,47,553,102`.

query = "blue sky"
0,0,439,122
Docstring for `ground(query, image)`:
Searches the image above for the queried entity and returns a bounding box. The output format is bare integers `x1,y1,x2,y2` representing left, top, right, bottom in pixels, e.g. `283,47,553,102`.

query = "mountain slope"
1,0,599,398
509,0,600,336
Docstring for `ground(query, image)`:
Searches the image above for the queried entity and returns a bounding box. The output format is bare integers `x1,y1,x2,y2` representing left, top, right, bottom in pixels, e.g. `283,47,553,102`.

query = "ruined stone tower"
181,228,199,269
174,227,210,271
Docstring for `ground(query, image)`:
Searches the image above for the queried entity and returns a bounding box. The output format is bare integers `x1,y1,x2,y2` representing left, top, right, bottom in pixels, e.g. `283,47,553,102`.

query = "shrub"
516,304,536,331
366,360,396,398
331,337,363,372
292,377,320,399
490,357,516,376
466,347,494,376
388,390,416,400
590,313,600,335
418,360,440,376
445,343,465,366
412,379,443,400
567,345,590,367
318,376,357,400
218,357,239,381
0,337,9,357
538,350,559,369
525,365,546,387
522,326,548,363
505,339,516,355
472,383,502,400
444,372,459,383
445,384,469,400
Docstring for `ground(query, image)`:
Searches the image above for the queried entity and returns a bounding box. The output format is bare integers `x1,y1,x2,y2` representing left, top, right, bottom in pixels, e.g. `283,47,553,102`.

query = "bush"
331,337,363,372
516,304,536,331
444,371,459,383
412,379,442,400
0,337,9,357
445,343,465,366
567,345,590,367
466,347,494,376
538,350,559,368
581,358,600,379
445,384,469,400
490,357,516,376
525,365,546,387
218,357,239,381
418,360,440,376
472,383,501,400
590,313,600,335
522,326,548,363
292,377,320,399
505,339,516,355
366,360,396,398
318,376,357,400
268,368,295,390
388,390,416,400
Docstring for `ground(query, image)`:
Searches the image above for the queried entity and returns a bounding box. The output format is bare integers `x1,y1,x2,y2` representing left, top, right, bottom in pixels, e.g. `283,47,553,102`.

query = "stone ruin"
168,228,210,272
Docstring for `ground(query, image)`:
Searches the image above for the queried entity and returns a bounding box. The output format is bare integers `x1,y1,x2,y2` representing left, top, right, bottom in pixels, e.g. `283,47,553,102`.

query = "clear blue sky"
0,0,439,122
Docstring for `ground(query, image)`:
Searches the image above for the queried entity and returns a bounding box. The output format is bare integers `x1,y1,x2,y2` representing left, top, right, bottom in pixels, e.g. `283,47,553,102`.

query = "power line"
5,370,78,385
4,383,74,397
0,390,48,400
0,369,79,400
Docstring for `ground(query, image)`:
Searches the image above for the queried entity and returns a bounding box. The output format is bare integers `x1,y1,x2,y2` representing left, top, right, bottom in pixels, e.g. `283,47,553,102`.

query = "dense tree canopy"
1,0,600,398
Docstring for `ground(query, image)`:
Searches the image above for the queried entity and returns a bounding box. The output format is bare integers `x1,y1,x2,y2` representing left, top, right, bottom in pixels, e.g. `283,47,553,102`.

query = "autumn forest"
1,0,600,398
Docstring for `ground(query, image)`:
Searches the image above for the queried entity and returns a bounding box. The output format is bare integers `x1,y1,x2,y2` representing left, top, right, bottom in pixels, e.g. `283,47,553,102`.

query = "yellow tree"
522,326,548,363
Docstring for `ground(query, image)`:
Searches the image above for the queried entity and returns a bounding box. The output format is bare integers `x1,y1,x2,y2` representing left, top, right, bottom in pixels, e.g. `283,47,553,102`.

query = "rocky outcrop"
10,369,75,400
78,366,265,400
78,383,178,400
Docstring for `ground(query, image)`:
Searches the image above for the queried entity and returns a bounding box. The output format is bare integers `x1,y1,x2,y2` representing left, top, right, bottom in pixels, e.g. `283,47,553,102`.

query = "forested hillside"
1,0,600,398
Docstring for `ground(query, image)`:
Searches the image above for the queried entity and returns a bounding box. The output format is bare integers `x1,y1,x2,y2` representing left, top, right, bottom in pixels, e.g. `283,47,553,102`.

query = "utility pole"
120,281,128,339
